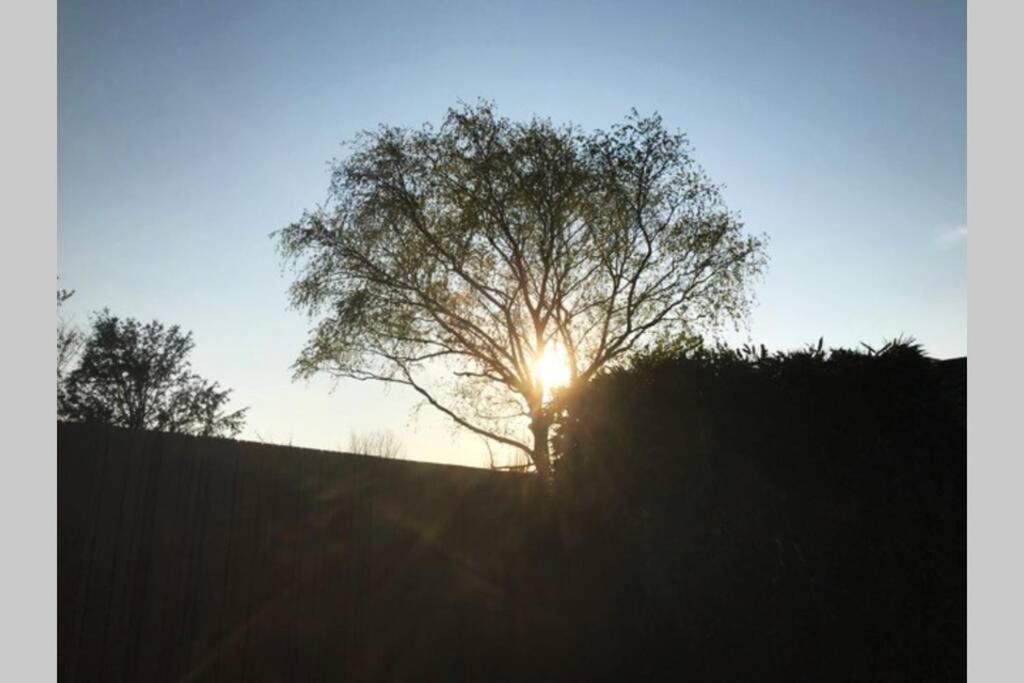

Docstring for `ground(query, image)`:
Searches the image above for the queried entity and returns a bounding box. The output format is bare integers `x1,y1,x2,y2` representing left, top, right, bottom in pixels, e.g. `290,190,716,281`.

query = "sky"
58,0,966,467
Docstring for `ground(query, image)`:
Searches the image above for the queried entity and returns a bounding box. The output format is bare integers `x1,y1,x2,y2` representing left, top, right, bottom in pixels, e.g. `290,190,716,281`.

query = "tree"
57,285,83,405
59,310,247,437
276,102,766,479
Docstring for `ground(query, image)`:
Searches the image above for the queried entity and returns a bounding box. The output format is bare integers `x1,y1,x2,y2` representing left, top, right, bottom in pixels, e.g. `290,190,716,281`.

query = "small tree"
348,429,404,459
277,102,766,478
60,310,247,437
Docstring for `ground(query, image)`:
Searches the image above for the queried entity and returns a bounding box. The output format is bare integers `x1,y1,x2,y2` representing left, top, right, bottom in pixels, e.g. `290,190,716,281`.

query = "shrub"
550,338,965,681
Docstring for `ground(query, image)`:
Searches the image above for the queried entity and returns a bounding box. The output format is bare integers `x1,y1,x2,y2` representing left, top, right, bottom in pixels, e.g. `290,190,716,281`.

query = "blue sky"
58,0,966,466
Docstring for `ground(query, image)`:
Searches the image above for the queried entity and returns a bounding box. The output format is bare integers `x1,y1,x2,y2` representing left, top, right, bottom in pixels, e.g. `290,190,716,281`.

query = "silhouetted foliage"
57,284,83,409
550,338,965,681
59,311,247,437
276,101,766,478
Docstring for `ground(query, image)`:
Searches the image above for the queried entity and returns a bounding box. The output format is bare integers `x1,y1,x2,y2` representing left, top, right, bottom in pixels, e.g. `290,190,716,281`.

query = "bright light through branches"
533,344,571,398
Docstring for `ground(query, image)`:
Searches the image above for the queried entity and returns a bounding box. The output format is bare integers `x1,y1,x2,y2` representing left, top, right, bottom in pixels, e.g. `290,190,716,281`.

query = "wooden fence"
58,422,555,682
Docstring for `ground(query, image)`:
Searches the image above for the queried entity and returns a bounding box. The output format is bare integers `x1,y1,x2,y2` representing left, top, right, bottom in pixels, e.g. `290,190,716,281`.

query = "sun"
533,344,572,397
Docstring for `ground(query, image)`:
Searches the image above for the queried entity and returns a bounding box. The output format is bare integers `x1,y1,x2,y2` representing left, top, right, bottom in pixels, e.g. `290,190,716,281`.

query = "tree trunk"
530,417,553,482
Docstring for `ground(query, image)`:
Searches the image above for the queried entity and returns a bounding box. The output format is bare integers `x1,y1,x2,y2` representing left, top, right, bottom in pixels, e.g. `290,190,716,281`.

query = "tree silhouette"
277,101,766,478
57,285,83,408
59,310,247,437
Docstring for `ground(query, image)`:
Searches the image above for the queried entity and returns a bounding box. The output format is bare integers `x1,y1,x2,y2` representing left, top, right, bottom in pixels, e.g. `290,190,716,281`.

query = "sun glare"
534,344,572,397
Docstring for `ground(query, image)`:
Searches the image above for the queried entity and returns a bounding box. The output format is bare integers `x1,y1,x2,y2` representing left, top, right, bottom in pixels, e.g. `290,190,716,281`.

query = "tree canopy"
277,102,766,477
59,311,247,437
